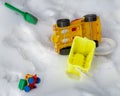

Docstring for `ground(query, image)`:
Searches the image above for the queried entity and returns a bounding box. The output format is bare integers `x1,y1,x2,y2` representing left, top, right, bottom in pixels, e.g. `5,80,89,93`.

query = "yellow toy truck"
66,36,95,79
51,14,102,55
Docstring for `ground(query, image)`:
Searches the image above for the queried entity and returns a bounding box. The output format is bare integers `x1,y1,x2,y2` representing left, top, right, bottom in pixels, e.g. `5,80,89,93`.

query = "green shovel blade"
4,2,38,25
24,12,38,24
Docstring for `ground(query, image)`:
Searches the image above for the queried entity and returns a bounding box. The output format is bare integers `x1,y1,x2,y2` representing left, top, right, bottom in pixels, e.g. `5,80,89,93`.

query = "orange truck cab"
51,14,102,55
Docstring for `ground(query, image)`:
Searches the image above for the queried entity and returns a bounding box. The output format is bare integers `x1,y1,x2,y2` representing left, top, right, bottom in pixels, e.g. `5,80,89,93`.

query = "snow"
0,0,120,96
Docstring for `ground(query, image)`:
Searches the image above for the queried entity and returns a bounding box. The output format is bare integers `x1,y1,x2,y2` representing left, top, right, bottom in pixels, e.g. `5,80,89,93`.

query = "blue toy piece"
24,86,31,92
28,77,34,84
36,77,41,84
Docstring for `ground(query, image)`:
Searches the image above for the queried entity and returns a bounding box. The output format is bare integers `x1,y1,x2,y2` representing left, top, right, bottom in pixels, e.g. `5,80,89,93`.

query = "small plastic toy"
66,36,95,79
51,14,102,55
5,2,38,25
18,74,41,92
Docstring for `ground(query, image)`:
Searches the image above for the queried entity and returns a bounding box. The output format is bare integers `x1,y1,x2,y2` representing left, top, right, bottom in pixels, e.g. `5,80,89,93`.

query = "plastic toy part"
24,86,31,92
84,14,97,22
28,77,34,84
4,2,38,25
51,14,102,55
36,77,41,84
18,74,41,92
66,36,95,79
57,19,70,27
60,46,71,55
18,79,27,90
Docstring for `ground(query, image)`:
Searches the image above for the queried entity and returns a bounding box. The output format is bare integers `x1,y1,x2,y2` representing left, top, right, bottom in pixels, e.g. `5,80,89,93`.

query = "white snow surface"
0,0,120,96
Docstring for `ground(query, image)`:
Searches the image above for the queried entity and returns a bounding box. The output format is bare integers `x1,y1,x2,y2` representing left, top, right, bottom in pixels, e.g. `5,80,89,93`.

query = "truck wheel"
94,40,99,47
36,77,41,84
57,19,70,27
60,47,71,55
84,14,97,22
24,86,31,92
28,77,34,84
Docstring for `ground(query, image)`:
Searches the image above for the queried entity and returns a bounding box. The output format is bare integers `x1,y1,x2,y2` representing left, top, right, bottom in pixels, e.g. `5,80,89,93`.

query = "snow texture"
0,0,120,96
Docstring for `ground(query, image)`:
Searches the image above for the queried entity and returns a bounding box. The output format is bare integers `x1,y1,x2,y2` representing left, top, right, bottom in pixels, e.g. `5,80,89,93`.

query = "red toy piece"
28,75,39,89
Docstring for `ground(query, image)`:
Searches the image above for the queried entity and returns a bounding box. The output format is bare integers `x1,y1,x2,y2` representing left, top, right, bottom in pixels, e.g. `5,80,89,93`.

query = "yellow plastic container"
67,36,95,79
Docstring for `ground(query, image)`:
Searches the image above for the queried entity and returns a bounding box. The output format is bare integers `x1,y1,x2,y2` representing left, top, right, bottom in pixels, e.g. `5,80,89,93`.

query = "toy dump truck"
51,14,102,55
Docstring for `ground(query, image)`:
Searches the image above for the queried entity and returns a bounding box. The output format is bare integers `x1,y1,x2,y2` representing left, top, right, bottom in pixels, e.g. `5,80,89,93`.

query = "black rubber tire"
60,47,71,55
84,14,97,22
94,40,99,47
57,19,70,27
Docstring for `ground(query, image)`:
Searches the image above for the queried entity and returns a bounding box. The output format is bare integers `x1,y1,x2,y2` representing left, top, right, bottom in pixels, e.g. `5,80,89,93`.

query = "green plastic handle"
4,2,25,16
4,2,38,25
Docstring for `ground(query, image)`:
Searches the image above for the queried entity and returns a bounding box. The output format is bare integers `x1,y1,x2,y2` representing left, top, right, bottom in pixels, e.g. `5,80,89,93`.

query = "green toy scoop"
4,2,38,24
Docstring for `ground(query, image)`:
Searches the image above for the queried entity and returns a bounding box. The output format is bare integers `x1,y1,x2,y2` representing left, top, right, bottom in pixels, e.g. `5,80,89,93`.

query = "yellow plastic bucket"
67,36,95,79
